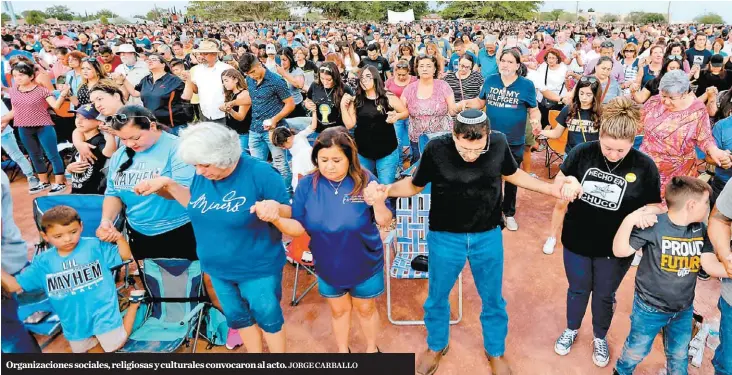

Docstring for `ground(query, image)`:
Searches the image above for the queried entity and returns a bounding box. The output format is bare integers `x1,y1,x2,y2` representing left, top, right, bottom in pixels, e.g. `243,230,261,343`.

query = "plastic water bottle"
708,319,721,350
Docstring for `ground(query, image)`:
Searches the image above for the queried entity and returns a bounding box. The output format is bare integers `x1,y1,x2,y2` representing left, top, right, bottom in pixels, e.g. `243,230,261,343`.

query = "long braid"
116,147,136,176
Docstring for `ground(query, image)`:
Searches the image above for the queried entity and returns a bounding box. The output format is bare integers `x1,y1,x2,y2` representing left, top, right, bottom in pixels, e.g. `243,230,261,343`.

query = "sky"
2,0,731,23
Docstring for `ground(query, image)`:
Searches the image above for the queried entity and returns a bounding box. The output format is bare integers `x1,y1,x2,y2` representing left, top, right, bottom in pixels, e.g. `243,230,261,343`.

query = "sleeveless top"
225,91,252,135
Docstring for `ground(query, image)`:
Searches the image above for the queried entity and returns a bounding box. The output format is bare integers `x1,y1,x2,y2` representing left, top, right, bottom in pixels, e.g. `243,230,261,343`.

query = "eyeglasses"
458,64,472,70
360,75,374,81
454,134,490,157
623,49,636,53
105,114,152,125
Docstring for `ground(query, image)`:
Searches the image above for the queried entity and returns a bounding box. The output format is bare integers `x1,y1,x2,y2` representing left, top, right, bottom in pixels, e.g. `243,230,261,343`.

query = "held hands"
555,176,582,202
304,99,316,112
363,181,388,206
631,206,658,229
250,200,280,223
66,161,90,174
386,111,398,124
724,254,732,279
709,148,732,169
133,177,170,196
341,94,354,108
96,220,122,243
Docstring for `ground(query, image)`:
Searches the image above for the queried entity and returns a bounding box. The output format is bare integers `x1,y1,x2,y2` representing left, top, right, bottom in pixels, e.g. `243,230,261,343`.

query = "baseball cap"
70,103,100,120
711,54,724,67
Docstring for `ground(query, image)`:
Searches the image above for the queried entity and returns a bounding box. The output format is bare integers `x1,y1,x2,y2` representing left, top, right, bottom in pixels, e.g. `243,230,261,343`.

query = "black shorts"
126,222,198,260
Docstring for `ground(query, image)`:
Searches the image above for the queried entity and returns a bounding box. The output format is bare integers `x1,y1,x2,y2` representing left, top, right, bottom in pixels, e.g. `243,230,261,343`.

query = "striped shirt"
443,71,484,102
9,86,54,127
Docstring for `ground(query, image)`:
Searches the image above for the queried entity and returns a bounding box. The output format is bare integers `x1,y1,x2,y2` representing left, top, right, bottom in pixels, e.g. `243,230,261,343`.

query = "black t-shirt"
644,76,662,97
354,97,397,160
358,56,391,82
694,70,732,97
686,48,712,68
412,132,518,233
307,84,354,133
560,141,662,257
556,106,599,153
630,214,714,312
71,133,108,195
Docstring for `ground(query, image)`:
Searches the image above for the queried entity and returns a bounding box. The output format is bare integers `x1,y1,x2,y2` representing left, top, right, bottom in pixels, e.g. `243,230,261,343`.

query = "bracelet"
376,218,397,232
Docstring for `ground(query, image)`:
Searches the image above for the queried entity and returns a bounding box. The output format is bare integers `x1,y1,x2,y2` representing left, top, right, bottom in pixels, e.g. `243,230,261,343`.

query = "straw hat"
193,39,220,53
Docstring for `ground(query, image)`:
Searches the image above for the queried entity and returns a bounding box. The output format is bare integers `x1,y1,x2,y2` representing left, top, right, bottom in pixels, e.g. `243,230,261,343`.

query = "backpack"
199,306,228,348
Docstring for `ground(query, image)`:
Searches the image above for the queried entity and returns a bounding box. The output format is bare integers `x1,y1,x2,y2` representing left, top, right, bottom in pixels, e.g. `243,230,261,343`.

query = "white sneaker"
592,337,610,368
554,329,578,356
543,237,557,255
631,252,642,267
505,217,518,231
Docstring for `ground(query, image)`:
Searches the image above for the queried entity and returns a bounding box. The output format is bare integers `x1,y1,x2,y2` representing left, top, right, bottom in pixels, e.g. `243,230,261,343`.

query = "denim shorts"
208,272,284,334
318,270,385,299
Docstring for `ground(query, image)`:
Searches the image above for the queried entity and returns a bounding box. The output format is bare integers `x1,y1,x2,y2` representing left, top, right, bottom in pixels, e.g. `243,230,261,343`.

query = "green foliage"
439,1,542,20
187,1,291,22
100,15,109,25
548,9,564,21
45,5,73,21
601,14,619,23
145,9,163,21
308,1,428,21
24,10,47,25
694,13,725,24
1,13,10,22
578,16,586,22
588,8,595,12
625,12,666,24
95,9,118,19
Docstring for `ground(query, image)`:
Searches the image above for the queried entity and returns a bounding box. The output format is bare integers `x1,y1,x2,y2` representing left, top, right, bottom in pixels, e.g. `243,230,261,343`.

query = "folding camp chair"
20,194,130,348
383,193,463,326
285,234,318,306
118,258,208,353
542,110,568,179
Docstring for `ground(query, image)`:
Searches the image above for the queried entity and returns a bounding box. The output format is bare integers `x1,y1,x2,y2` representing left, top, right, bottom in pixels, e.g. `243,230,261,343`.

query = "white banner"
387,9,415,24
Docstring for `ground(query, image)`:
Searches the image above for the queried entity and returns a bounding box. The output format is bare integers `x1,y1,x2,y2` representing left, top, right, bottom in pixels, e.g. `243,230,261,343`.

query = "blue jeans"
318,269,385,299
615,294,693,375
395,119,411,163
239,134,250,155
1,130,34,177
564,248,633,338
1,295,41,353
208,272,284,334
714,295,732,375
425,228,508,356
249,130,292,195
17,126,64,176
358,148,400,185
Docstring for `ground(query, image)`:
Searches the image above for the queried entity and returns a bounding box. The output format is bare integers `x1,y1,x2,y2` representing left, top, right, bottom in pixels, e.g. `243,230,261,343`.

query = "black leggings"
126,222,198,260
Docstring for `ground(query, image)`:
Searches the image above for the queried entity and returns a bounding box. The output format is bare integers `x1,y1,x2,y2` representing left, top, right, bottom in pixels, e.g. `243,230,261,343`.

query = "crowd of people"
1,16,732,375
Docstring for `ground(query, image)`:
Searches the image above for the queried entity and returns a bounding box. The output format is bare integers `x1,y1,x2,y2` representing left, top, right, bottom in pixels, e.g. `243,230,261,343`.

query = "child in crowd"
0,206,143,353
272,112,316,191
612,176,731,375
65,104,117,194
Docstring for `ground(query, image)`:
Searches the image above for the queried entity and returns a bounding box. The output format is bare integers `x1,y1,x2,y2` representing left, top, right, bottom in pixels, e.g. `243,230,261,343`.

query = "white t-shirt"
291,127,315,190
532,63,568,102
190,61,232,120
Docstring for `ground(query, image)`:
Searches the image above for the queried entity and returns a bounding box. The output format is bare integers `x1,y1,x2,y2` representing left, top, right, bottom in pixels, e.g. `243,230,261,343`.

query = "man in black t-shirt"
358,44,391,82
365,110,582,375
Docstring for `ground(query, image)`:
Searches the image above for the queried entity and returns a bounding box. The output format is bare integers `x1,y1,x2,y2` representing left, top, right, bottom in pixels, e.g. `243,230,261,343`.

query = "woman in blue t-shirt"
270,127,393,353
539,76,602,255
136,122,291,353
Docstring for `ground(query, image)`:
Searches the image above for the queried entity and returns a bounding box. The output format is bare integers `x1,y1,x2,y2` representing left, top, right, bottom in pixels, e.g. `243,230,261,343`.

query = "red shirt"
101,56,122,75
9,86,54,127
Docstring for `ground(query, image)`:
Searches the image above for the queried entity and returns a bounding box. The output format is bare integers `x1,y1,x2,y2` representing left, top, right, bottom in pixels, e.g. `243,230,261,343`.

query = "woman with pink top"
400,54,459,162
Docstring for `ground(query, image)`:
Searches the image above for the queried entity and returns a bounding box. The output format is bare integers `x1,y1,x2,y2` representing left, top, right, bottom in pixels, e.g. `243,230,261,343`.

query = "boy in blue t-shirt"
1,206,144,353
612,177,731,375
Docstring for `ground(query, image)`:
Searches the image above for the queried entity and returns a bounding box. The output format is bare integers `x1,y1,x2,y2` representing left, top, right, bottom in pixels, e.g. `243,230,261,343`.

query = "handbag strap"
600,79,612,103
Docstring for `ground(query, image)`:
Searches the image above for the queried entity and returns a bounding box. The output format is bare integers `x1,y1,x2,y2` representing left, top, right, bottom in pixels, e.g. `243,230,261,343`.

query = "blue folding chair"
118,258,207,353
383,193,462,325
19,194,129,348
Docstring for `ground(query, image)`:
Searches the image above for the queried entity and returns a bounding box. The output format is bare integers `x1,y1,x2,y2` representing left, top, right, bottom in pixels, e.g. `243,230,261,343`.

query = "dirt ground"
7,151,718,375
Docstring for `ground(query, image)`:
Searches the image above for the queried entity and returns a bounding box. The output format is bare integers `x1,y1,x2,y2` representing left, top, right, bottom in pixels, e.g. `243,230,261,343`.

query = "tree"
695,13,725,24
548,9,564,21
21,10,47,19
45,5,74,21
95,9,118,19
625,11,665,24
601,14,619,23
187,1,292,22
24,10,47,25
100,15,109,25
587,8,595,12
145,9,163,21
307,1,428,21
1,13,10,22
439,1,541,20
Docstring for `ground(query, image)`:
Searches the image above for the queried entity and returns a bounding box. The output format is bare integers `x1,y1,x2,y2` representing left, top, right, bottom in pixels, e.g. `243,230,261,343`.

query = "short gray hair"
178,122,242,168
659,69,690,95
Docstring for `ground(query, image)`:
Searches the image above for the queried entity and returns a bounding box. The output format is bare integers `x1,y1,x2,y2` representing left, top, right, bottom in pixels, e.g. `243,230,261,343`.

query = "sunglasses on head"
105,114,152,125
600,42,614,48
319,66,332,73
82,57,98,63
667,54,683,61
580,76,599,84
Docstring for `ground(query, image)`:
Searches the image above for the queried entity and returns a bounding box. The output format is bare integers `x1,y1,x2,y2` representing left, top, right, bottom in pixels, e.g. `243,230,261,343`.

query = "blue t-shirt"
478,74,538,145
435,38,451,57
134,37,152,49
292,173,385,289
450,51,478,72
188,154,289,281
713,117,732,184
16,238,123,341
477,49,498,79
105,132,193,236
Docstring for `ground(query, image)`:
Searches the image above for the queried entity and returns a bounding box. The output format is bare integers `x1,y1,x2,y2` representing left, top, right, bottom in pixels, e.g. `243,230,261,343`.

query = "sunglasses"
623,49,636,53
105,114,152,125
396,61,409,68
580,76,599,84
600,42,614,48
667,55,683,61
82,57,98,63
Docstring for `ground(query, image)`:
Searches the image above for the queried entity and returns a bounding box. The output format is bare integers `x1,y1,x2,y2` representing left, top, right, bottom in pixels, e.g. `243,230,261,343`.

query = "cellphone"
56,76,66,85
